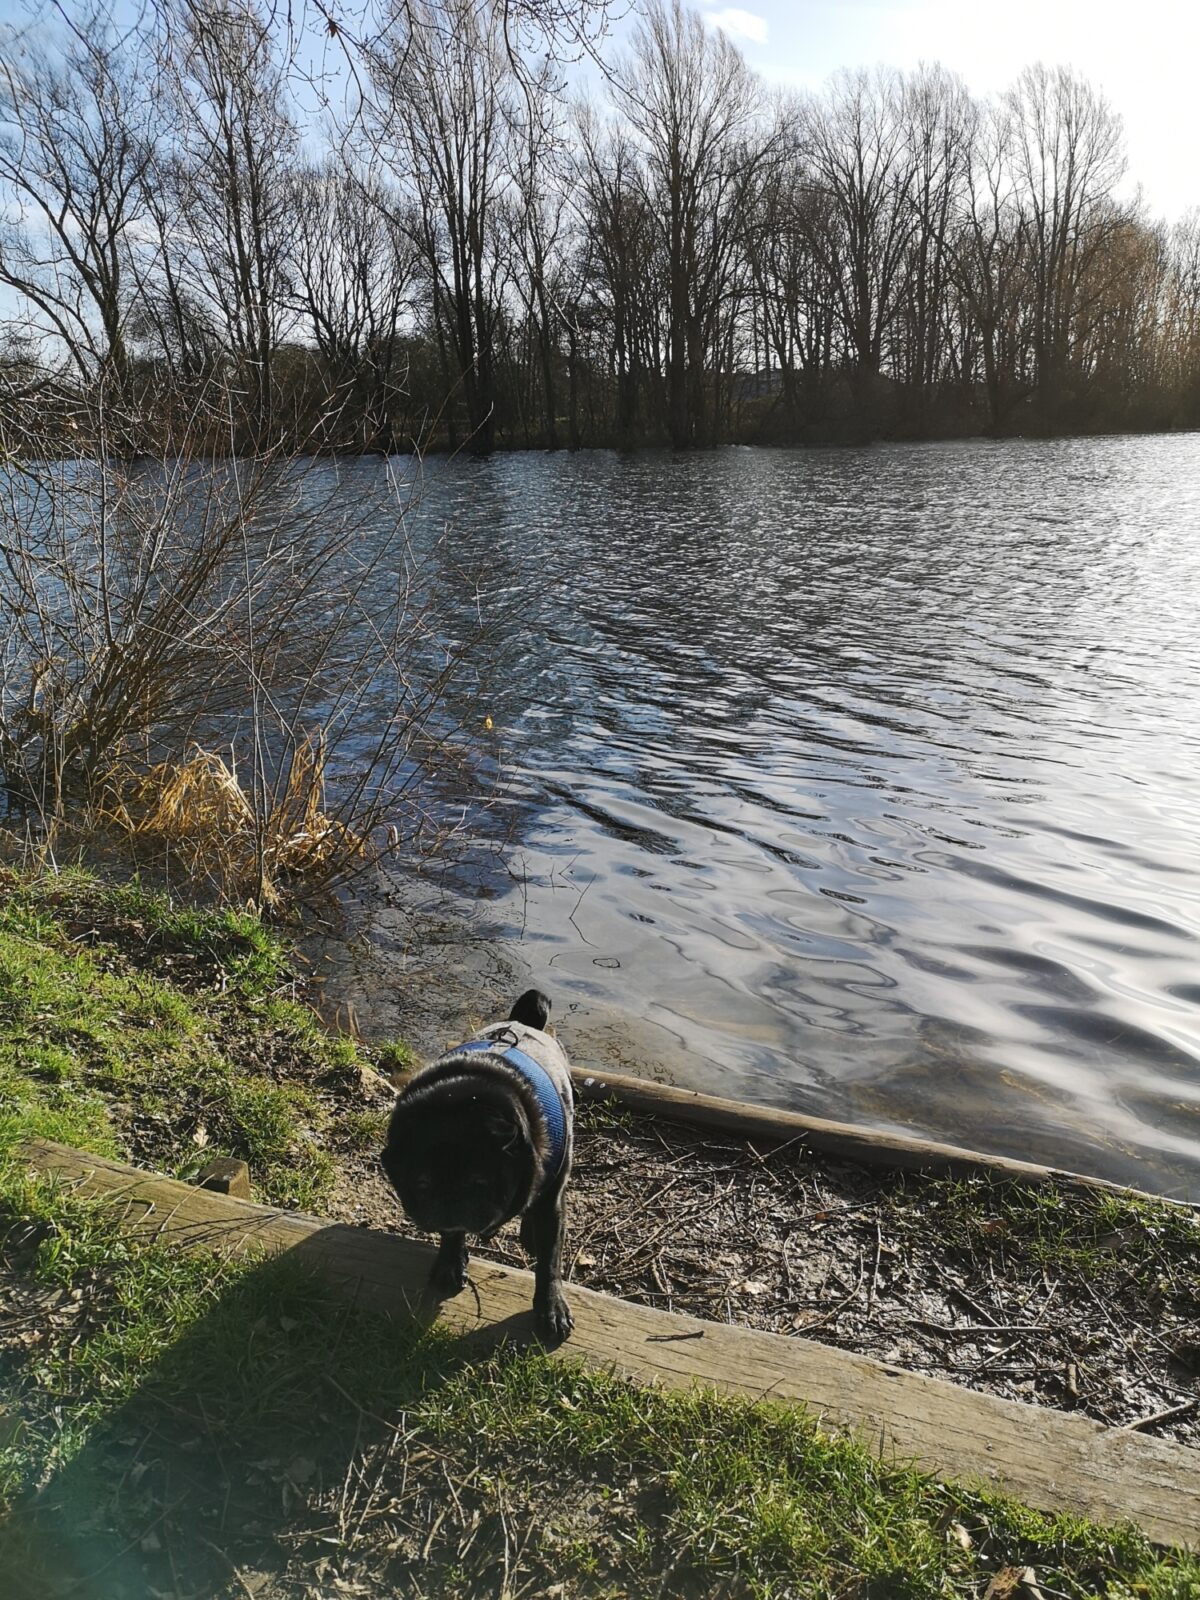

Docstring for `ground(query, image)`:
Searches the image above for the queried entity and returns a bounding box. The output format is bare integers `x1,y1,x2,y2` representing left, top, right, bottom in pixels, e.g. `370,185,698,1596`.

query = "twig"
1121,1397,1198,1433
197,1533,258,1600
906,1320,1053,1337
945,1280,1000,1326
792,1248,864,1334
420,1506,448,1561
566,871,597,946
866,1218,883,1320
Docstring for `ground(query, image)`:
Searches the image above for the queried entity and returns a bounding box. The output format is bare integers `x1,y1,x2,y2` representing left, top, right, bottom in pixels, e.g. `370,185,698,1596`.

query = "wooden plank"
18,1139,1198,1548
571,1067,1186,1203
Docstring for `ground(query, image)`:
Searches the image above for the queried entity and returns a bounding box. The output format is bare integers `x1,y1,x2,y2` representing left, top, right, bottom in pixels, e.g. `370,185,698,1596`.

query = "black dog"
381,989,574,1341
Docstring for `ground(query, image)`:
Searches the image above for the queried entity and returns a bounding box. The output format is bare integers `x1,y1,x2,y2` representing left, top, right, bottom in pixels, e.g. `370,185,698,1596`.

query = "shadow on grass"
2,1200,1192,1600
0,1224,544,1600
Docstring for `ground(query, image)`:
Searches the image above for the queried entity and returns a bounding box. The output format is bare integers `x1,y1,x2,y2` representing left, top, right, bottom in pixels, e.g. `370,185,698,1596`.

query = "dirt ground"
10,868,1197,1456
327,1071,1200,1451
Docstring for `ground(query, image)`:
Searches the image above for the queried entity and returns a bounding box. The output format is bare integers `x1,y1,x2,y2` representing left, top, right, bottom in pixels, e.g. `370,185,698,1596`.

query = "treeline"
2,0,1199,455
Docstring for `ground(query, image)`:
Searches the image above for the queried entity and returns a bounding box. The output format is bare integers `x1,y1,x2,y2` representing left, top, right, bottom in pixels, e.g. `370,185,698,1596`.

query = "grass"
1,864,1197,1595
889,1169,1200,1313
106,736,365,909
1,1164,1198,1599
0,865,406,1209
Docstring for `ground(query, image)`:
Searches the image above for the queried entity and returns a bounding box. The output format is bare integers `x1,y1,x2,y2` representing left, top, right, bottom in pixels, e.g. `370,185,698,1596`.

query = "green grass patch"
0,864,289,997
330,1104,391,1152
374,1036,418,1079
895,1170,1200,1296
0,1163,1196,1599
0,867,397,1210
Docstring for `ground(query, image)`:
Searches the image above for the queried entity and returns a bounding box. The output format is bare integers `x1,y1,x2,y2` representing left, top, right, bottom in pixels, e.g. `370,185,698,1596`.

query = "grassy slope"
0,866,410,1209
0,869,1197,1597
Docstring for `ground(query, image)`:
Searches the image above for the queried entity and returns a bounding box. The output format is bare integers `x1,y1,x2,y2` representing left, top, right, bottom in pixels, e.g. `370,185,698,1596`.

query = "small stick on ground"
1122,1397,1199,1433
867,1219,883,1321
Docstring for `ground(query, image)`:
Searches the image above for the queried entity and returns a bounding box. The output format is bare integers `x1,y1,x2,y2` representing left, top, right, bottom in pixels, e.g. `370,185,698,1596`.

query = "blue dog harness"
456,1039,569,1179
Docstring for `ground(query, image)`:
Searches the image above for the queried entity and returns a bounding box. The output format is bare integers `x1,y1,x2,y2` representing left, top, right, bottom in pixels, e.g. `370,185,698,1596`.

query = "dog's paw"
429,1244,468,1298
535,1288,574,1344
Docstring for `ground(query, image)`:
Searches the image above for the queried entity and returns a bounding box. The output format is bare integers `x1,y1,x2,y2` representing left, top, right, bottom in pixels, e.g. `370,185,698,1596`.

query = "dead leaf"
983,1568,1044,1600
983,1568,1023,1600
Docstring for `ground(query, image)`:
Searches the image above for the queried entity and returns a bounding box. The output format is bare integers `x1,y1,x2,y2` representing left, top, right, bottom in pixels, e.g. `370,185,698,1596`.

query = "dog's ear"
485,1103,525,1153
509,988,551,1031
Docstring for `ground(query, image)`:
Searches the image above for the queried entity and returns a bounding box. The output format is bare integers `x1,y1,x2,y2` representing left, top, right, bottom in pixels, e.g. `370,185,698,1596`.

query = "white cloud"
704,8,769,45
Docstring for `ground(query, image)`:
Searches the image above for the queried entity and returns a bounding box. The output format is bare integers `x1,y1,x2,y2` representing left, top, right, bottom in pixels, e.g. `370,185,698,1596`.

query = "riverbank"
2,869,1198,1593
7,1174,1196,1600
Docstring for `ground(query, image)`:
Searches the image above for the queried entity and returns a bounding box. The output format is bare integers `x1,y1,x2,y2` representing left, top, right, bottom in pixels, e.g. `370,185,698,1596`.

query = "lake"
336,436,1200,1199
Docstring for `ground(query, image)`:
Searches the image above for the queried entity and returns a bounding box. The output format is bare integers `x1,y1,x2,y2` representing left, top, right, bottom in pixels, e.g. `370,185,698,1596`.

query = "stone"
194,1157,251,1198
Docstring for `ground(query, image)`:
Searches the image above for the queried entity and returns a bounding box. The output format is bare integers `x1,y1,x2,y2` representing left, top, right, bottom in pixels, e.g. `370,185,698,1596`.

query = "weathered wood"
18,1139,1198,1548
571,1067,1184,1204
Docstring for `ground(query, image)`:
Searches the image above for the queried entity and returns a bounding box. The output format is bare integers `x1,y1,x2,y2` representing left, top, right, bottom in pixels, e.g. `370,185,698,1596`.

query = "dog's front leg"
521,1186,573,1342
429,1231,468,1296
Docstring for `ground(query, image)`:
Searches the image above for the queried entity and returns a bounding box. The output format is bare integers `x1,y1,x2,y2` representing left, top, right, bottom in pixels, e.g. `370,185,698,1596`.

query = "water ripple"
350,435,1200,1198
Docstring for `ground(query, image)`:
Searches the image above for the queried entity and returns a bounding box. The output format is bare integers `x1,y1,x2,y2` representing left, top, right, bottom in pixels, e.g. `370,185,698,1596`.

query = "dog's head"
381,1074,538,1238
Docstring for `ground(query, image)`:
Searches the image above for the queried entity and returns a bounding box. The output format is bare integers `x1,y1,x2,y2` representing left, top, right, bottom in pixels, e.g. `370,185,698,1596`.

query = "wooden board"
571,1067,1187,1204
18,1138,1198,1548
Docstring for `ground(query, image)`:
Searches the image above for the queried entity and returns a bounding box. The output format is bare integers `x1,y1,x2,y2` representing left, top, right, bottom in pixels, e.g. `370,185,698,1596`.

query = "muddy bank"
9,868,1195,1456
297,886,1200,1451
332,1076,1200,1450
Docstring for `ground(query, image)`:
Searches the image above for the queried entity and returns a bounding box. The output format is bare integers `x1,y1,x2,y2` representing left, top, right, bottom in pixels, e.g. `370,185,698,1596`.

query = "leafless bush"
0,381,499,907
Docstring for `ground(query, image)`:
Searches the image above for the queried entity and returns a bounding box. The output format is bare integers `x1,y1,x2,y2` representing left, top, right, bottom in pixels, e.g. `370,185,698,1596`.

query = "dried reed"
103,739,365,909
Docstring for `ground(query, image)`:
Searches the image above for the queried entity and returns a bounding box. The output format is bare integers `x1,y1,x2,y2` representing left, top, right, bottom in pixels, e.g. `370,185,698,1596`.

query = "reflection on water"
346,436,1200,1198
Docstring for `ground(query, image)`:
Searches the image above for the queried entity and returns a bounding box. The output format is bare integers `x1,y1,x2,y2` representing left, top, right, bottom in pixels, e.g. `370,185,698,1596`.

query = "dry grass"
101,737,365,909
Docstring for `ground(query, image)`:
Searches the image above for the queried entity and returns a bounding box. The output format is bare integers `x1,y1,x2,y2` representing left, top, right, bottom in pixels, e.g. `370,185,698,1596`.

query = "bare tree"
0,8,156,391
1163,209,1200,409
126,142,225,398
618,0,766,448
1083,216,1168,410
748,112,835,432
160,0,300,445
290,159,417,449
572,103,662,448
799,69,919,410
1005,64,1128,409
507,64,572,448
898,64,973,405
365,0,520,454
953,96,1034,429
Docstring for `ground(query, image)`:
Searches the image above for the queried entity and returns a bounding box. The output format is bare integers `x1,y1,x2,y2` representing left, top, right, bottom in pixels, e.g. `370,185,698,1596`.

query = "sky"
685,0,1199,222
1,0,1195,223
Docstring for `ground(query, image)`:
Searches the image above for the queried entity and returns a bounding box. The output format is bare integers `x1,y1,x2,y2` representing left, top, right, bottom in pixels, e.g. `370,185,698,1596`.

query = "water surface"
361,437,1200,1198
